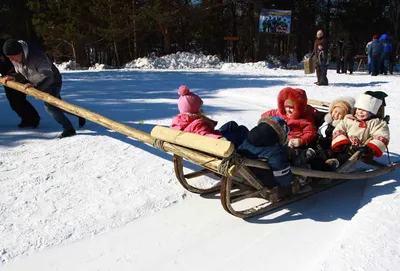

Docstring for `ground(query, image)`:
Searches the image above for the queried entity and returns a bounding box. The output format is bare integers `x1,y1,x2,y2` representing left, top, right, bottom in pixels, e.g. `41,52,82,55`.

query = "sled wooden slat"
151,125,235,158
308,99,330,108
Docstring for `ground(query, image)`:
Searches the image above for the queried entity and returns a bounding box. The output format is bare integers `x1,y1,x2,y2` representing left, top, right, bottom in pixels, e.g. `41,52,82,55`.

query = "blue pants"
380,52,390,74
44,86,74,130
371,54,381,76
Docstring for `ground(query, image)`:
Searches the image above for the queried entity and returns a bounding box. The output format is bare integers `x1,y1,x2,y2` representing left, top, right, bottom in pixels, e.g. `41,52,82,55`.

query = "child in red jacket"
261,87,318,148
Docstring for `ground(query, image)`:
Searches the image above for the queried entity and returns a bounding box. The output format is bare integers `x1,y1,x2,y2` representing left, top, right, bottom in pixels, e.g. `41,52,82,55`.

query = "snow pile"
287,55,303,69
124,52,222,69
220,56,302,71
88,63,113,71
55,61,85,71
57,52,303,71
221,61,271,71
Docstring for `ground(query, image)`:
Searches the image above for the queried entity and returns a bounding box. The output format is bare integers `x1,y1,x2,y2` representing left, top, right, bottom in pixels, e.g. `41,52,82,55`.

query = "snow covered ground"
1,66,400,271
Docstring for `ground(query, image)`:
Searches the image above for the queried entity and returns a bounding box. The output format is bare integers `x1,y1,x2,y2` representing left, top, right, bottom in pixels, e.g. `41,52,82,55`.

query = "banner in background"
258,8,292,34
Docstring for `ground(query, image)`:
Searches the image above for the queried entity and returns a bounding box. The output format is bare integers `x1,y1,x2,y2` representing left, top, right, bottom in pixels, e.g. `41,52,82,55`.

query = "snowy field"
1,66,400,271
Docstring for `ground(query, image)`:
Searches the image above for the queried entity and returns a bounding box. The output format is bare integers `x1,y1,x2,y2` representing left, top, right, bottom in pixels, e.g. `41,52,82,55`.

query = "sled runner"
1,79,399,218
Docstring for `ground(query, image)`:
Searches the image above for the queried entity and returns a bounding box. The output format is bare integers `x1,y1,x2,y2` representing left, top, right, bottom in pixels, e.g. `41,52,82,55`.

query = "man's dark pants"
4,86,40,124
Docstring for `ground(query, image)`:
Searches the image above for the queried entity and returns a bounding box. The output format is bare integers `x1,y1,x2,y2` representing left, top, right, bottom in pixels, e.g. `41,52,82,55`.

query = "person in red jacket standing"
261,87,318,148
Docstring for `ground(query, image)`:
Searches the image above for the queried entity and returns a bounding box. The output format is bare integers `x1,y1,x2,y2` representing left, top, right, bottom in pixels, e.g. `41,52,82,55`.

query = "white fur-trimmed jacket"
332,114,389,157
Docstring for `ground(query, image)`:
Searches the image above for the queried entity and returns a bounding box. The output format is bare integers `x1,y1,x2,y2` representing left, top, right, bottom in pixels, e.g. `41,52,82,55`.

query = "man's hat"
2,39,23,56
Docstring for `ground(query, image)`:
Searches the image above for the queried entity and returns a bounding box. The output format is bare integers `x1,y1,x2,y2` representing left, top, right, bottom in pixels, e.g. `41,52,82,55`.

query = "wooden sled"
1,79,398,219
151,101,400,218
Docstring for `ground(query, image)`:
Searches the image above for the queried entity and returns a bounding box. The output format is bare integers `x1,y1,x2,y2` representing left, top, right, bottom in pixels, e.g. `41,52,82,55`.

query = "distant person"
365,39,373,74
2,39,85,138
379,34,392,75
336,37,344,73
368,34,383,76
342,37,357,74
310,30,328,85
0,38,40,128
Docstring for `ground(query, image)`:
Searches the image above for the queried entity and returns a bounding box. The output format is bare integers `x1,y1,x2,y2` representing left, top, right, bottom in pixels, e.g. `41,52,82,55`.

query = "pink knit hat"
177,85,203,114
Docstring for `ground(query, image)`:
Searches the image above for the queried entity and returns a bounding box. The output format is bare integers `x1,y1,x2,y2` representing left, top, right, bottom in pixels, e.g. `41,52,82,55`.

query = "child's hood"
277,87,308,119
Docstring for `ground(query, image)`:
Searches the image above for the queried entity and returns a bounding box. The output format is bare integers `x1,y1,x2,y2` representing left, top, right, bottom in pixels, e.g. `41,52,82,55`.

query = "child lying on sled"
237,116,311,194
170,85,248,147
331,91,390,165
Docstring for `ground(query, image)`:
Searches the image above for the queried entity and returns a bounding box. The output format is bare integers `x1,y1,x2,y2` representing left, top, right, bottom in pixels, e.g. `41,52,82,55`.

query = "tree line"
0,0,398,67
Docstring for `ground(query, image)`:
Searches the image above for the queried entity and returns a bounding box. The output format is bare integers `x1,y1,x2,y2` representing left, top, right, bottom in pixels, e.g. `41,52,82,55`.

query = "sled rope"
217,153,245,176
153,139,166,152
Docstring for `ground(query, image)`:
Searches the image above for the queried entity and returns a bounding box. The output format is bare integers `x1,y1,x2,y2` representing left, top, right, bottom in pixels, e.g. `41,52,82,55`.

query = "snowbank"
220,56,302,71
221,61,271,71
56,61,114,71
124,52,222,69
88,63,113,71
56,52,302,72
55,61,85,71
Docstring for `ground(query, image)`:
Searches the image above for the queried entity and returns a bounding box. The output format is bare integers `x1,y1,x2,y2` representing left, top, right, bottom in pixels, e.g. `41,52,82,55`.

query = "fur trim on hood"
277,87,308,120
329,96,356,115
258,117,288,145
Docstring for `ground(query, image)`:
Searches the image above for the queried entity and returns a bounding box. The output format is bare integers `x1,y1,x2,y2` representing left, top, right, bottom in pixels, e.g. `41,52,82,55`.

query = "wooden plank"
151,126,235,158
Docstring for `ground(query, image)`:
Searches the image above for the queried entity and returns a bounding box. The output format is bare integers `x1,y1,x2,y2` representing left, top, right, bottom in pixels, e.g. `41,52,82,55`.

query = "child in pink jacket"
170,85,223,138
170,85,248,146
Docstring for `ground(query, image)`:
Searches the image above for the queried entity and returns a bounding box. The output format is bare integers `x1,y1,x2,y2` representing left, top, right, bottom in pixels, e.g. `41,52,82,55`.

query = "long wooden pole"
0,79,225,172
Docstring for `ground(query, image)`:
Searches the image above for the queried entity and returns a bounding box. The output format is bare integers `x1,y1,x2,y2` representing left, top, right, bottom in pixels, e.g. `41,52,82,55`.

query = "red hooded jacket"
261,87,318,146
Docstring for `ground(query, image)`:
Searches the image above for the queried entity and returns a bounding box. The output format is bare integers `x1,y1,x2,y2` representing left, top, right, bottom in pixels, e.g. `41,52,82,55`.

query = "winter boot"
57,129,76,139
78,117,86,128
325,158,340,171
291,175,312,194
18,119,40,129
306,148,317,159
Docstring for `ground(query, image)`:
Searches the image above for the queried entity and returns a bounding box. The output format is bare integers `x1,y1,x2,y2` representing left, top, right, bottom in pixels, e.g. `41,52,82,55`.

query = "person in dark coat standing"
0,38,40,128
368,34,383,76
336,37,344,73
2,39,85,138
341,37,357,74
310,30,328,85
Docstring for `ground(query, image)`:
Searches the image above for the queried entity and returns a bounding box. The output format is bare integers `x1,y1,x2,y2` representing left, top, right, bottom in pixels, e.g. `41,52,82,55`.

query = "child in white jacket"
332,91,389,165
